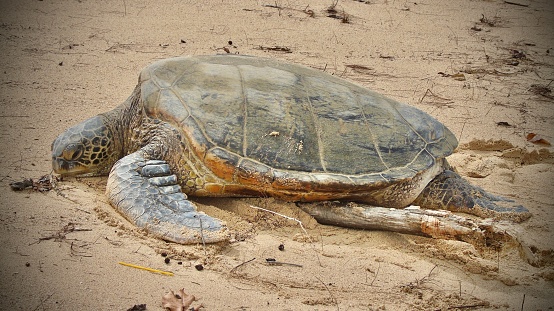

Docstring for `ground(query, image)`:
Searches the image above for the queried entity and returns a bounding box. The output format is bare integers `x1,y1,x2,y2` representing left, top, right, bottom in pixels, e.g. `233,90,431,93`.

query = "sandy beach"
1,0,553,310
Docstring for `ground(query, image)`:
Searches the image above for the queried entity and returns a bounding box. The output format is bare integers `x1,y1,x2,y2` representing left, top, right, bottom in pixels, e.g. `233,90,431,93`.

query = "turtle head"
52,115,120,176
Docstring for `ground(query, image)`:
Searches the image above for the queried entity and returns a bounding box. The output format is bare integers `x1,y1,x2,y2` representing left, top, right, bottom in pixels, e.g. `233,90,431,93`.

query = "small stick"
458,119,467,144
118,261,174,276
249,205,310,239
32,293,54,311
448,304,489,309
504,1,529,7
426,265,437,279
315,275,339,311
370,262,380,286
230,257,256,273
265,260,303,267
262,3,283,9
198,216,207,258
249,204,323,266
419,88,452,104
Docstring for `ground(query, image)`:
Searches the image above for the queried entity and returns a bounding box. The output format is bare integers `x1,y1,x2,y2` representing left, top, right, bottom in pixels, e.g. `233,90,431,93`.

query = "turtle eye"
63,143,83,161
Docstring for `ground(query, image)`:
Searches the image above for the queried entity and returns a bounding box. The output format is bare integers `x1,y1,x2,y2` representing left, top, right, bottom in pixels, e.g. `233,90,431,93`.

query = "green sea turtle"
51,55,529,244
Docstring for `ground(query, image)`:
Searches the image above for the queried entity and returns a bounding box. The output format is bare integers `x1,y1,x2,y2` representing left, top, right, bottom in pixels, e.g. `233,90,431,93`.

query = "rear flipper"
106,152,228,244
414,170,530,223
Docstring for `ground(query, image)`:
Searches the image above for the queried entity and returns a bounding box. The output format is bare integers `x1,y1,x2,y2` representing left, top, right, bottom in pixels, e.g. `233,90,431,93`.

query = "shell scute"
272,170,314,191
141,80,160,114
180,116,213,159
236,158,274,186
204,147,239,181
154,89,189,123
140,55,457,186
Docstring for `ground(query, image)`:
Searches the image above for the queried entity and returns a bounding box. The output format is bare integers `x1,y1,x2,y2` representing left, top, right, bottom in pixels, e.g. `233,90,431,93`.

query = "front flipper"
106,152,228,244
414,170,531,223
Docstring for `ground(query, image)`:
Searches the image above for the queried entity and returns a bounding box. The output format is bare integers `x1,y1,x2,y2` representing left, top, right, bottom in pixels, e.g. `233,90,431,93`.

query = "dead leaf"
162,288,202,311
126,304,146,311
526,133,551,146
9,178,33,191
9,174,56,192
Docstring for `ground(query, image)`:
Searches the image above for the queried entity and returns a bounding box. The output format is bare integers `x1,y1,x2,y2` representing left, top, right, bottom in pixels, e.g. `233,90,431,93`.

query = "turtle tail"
413,169,531,223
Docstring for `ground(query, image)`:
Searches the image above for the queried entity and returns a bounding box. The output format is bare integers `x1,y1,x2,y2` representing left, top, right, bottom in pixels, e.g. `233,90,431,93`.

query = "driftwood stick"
297,203,485,245
298,202,539,265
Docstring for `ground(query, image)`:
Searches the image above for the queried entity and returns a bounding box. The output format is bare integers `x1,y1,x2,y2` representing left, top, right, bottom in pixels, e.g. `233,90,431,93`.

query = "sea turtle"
51,55,529,244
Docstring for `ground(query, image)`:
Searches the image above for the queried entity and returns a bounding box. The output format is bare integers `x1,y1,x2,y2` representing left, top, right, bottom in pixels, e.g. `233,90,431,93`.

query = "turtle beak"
51,137,87,176
52,156,100,177
52,156,81,176
52,158,68,175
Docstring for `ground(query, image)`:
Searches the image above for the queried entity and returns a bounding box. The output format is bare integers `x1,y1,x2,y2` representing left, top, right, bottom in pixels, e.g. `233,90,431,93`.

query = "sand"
1,0,553,310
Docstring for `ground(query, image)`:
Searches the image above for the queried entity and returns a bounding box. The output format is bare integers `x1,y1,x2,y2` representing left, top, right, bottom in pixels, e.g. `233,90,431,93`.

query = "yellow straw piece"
118,261,174,276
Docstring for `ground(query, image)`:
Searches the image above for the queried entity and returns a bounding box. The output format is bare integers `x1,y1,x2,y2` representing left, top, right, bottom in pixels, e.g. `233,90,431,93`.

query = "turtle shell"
139,55,457,190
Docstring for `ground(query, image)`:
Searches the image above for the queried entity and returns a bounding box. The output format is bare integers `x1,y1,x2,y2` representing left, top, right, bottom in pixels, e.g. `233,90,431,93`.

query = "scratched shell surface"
139,55,457,183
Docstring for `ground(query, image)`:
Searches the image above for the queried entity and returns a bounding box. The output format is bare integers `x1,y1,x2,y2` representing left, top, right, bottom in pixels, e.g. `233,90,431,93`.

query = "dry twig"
254,45,292,53
249,205,310,238
38,222,92,242
230,257,256,274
